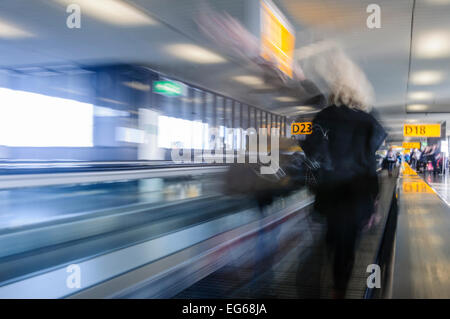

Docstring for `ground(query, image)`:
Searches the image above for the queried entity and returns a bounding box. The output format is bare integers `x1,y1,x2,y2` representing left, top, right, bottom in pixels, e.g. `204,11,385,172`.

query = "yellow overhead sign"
404,124,441,137
402,142,421,149
260,0,295,78
291,122,312,135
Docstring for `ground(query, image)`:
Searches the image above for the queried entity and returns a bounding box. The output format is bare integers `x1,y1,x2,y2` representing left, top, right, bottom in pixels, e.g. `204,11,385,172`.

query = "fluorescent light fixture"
408,91,433,100
233,75,264,86
415,31,450,58
166,44,226,64
122,81,150,91
275,96,297,102
52,87,85,95
0,18,32,38
295,106,315,112
54,0,157,26
232,75,270,88
425,0,450,5
410,71,444,85
407,104,428,111
98,97,126,105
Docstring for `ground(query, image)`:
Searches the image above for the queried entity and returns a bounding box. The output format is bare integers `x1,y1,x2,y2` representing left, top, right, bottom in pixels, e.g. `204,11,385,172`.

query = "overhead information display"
403,124,441,137
260,0,295,78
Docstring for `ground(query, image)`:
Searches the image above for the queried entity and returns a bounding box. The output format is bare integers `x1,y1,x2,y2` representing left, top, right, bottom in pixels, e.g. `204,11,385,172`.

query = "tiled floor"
421,173,450,206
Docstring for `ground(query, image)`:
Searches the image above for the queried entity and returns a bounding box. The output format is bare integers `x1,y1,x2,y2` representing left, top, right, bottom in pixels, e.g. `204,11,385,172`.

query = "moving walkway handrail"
0,161,227,175
363,169,399,299
0,190,313,299
0,165,228,190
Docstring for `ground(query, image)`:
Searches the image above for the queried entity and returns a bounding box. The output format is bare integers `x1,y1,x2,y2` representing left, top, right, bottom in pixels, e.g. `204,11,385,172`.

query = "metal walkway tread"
175,171,398,299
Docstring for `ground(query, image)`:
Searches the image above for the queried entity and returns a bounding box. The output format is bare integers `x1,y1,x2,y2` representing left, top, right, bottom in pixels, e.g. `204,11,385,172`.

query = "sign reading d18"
403,124,441,137
291,122,312,135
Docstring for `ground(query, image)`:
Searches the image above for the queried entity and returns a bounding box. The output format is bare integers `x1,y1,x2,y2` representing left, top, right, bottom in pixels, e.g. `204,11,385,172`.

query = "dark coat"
301,105,387,221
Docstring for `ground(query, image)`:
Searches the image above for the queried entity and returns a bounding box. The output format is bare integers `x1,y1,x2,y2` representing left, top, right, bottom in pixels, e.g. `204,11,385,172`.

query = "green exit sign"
153,81,183,96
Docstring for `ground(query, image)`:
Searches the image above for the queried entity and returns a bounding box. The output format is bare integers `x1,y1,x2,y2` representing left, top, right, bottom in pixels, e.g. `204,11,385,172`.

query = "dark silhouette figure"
301,104,387,297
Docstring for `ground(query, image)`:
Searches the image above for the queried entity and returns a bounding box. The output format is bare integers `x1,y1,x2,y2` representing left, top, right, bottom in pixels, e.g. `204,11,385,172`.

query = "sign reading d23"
291,122,312,135
404,124,441,137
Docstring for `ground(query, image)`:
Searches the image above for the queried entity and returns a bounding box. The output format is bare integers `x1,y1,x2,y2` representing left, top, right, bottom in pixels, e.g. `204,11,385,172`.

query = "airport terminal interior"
0,0,450,299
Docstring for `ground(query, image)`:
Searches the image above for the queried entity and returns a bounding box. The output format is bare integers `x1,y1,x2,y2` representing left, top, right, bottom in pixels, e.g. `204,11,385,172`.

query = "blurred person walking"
301,50,386,298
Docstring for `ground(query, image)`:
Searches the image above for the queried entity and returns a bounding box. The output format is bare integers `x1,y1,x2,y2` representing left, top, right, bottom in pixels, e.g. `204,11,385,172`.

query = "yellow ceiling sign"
403,142,421,149
404,124,441,137
291,122,312,135
261,0,295,78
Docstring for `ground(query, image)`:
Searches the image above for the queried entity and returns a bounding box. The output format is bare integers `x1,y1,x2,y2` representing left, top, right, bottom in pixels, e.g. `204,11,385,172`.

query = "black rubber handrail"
363,172,399,299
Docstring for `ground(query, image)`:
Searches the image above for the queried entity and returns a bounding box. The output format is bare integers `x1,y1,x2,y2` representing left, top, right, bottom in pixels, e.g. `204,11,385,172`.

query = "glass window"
0,87,93,147
233,102,241,150
157,115,205,149
191,89,203,122
216,96,225,151
191,89,204,150
260,111,267,134
240,104,249,151
274,115,280,135
204,92,215,150
181,87,194,122
224,99,233,151
241,104,248,130
255,109,261,131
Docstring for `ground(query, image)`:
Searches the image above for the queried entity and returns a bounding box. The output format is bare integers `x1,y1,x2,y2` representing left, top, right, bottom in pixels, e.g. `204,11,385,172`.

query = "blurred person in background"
386,147,397,177
430,144,440,175
436,152,444,175
413,148,421,170
301,50,386,298
396,152,402,166
421,145,437,174
404,152,410,165
410,148,417,169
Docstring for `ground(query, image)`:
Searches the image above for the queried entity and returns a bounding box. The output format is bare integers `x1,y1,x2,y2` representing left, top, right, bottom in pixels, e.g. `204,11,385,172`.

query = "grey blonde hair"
309,48,374,113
